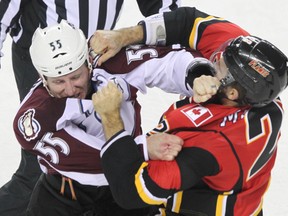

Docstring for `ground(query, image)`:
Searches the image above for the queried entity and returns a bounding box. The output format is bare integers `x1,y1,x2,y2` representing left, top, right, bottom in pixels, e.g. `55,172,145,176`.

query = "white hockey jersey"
13,44,201,186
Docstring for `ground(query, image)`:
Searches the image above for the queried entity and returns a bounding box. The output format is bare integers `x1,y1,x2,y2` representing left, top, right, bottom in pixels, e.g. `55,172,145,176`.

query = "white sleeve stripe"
100,130,130,157
134,134,149,161
38,156,108,186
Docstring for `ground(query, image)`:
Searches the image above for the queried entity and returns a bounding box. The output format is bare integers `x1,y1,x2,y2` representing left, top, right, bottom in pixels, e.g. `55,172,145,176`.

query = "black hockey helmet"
214,35,288,107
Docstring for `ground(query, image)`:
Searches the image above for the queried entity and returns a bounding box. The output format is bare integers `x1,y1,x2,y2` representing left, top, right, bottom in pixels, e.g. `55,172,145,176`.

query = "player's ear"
226,87,239,101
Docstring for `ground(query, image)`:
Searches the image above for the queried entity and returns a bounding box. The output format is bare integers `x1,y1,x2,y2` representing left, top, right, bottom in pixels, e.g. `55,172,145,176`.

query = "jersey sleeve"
140,7,249,59
100,130,219,209
97,45,202,96
162,7,249,59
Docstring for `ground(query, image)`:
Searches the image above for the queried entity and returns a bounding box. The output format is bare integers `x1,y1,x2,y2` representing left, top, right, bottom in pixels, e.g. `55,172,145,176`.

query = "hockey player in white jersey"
13,20,215,215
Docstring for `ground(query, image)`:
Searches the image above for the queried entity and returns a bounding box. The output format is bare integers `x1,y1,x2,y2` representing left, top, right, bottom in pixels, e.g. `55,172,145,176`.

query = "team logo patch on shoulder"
18,109,41,141
181,105,212,126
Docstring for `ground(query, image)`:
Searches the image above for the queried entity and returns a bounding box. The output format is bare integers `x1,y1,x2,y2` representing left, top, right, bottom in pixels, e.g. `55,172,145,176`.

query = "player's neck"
221,98,239,107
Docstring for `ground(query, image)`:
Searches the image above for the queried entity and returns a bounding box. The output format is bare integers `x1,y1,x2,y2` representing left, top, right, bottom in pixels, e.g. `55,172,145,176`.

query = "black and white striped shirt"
0,0,179,54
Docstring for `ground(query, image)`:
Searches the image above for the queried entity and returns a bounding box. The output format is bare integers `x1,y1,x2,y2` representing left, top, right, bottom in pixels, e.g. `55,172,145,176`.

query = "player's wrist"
118,25,144,46
101,114,124,140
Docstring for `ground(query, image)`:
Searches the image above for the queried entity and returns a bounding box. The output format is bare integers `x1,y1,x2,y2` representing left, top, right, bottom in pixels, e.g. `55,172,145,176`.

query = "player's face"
46,64,90,99
211,52,235,87
211,53,230,81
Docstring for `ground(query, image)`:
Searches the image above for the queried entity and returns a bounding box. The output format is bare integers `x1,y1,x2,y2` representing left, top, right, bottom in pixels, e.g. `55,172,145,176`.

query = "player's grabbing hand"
147,133,183,161
89,25,144,66
92,81,183,161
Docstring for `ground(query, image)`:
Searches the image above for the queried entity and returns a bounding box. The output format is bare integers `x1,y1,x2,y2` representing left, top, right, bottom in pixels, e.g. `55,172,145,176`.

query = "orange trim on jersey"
249,178,269,215
245,115,271,144
135,162,167,205
250,198,263,216
171,191,183,213
189,16,225,49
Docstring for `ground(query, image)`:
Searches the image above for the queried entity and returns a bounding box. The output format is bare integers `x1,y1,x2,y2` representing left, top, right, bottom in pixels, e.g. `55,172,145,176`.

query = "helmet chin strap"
219,71,235,87
38,73,55,97
43,79,55,97
87,58,92,71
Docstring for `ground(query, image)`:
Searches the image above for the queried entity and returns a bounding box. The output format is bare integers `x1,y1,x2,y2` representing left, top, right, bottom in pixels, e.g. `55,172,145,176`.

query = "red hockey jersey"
101,97,284,215
100,8,283,215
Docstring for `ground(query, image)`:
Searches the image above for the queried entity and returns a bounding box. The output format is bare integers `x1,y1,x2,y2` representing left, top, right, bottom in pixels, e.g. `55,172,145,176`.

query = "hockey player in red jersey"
93,34,288,216
12,20,220,215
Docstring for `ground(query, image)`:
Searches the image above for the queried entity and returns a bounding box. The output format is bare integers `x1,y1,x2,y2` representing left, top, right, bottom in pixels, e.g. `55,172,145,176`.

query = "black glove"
185,58,215,89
